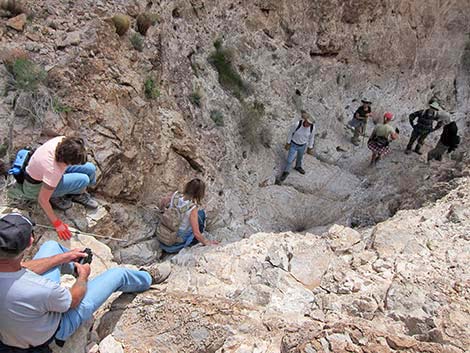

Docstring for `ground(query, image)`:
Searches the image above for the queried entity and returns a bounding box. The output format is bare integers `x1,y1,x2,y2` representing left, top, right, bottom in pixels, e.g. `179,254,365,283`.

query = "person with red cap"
367,112,399,166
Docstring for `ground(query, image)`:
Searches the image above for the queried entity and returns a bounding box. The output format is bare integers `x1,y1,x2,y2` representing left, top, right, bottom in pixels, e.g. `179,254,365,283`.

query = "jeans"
159,209,206,253
52,162,96,198
284,142,306,172
33,241,151,341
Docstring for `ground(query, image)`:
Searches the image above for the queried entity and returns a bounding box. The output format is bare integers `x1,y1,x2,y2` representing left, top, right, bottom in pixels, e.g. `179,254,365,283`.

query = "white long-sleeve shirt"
286,121,315,148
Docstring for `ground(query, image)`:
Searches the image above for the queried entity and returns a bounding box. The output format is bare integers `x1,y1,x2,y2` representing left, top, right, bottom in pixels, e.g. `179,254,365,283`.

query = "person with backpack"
8,136,98,240
367,112,399,166
349,98,372,146
157,178,218,253
427,120,460,162
0,212,171,352
278,110,316,182
405,101,444,155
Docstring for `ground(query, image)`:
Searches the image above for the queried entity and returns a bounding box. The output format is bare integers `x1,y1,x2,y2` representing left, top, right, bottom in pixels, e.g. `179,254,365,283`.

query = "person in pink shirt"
23,136,98,240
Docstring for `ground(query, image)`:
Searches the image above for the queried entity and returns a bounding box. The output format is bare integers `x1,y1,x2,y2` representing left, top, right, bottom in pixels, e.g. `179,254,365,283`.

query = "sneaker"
71,193,98,209
50,197,73,210
141,263,171,284
279,171,289,182
294,166,306,174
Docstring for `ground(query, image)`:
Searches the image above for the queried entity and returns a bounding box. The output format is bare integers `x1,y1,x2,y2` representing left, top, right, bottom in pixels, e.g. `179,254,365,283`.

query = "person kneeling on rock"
279,110,315,182
157,178,218,253
8,136,98,240
367,112,399,166
0,212,171,352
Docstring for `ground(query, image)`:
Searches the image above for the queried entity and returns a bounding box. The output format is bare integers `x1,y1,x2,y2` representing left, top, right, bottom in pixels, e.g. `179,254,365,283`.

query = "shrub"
0,0,25,15
6,58,46,91
239,100,265,148
210,110,224,126
52,97,71,113
208,40,249,99
189,89,202,107
144,77,159,99
112,14,130,36
136,13,154,36
130,33,144,52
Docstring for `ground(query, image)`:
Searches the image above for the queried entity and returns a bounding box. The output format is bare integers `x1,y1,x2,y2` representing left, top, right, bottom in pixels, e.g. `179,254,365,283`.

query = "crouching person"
9,136,98,240
158,178,218,253
0,213,171,352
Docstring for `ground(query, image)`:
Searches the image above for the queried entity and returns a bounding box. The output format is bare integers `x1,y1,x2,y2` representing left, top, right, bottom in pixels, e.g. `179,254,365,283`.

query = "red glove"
53,220,72,240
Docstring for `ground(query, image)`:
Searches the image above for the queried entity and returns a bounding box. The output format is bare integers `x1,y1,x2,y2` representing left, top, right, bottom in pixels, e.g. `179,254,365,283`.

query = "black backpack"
294,120,314,134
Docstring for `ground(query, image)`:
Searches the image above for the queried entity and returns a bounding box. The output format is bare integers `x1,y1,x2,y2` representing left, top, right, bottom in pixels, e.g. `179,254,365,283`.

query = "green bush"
239,100,265,148
7,58,46,91
144,77,160,99
130,33,144,52
210,110,224,127
189,89,202,107
208,40,249,99
52,97,71,113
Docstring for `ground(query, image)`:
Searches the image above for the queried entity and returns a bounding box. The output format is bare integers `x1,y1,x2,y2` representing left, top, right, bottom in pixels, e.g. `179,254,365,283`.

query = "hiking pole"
35,224,127,242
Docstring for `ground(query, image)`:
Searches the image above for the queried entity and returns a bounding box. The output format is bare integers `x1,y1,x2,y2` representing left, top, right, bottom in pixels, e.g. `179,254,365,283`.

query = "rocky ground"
0,0,469,352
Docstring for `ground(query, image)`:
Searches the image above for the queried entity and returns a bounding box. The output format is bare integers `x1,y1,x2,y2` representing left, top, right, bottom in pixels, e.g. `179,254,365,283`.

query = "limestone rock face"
100,179,470,352
0,0,469,351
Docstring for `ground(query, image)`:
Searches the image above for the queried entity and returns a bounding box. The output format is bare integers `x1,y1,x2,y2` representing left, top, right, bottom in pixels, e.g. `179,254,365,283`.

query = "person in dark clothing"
405,101,443,155
427,121,460,162
349,98,372,146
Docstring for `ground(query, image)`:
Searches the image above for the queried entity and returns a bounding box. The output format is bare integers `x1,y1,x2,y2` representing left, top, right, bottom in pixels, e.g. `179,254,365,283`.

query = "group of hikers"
0,135,217,351
0,97,462,351
279,98,461,181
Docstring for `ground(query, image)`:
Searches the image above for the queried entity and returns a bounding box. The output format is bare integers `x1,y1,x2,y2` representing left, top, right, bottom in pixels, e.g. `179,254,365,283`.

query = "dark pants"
406,129,430,152
427,141,447,161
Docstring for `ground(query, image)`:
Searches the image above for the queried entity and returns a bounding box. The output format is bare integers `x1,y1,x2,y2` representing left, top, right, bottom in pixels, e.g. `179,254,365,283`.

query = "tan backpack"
157,192,195,246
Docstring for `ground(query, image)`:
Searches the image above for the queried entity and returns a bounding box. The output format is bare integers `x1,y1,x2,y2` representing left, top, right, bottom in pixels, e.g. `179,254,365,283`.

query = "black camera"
78,248,93,265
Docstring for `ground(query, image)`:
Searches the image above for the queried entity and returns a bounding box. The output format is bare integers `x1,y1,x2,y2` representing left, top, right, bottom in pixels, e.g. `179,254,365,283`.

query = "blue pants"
284,142,306,172
33,241,151,341
160,209,206,253
52,162,96,198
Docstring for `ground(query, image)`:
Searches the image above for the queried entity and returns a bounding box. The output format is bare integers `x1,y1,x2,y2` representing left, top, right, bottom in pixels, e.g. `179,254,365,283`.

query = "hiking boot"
279,171,289,182
294,166,306,174
405,149,412,155
71,193,98,209
50,197,73,211
413,146,423,155
141,262,171,284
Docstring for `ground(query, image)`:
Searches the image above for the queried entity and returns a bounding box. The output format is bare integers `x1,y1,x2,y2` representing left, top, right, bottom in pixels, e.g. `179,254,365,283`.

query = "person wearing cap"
367,112,399,166
279,110,316,182
0,212,171,351
9,136,99,240
405,101,444,155
349,99,372,146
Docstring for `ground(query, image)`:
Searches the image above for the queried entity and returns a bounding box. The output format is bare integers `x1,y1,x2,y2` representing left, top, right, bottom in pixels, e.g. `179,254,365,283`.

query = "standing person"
349,98,372,146
158,178,218,253
9,136,98,240
367,112,399,166
405,101,443,155
427,121,460,162
0,212,171,351
279,110,315,182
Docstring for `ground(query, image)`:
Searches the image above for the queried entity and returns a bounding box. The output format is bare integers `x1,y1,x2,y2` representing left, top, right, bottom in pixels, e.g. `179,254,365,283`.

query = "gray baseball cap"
0,213,35,254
